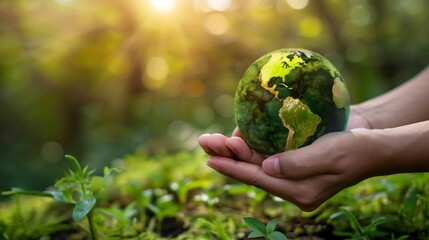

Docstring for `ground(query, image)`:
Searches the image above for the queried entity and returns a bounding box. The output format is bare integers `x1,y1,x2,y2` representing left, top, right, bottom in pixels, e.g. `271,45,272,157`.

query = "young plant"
97,203,140,237
2,155,119,240
400,184,429,235
331,207,392,240
184,216,236,240
243,217,288,240
146,189,180,233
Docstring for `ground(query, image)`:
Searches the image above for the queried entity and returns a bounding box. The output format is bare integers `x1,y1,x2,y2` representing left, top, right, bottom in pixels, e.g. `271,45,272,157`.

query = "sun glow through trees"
149,0,175,13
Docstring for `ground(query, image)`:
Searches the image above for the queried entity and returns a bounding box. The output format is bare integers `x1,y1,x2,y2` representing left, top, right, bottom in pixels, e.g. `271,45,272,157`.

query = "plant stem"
87,211,99,240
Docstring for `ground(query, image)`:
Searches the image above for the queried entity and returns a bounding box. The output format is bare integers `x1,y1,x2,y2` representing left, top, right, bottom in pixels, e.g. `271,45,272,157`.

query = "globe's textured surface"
234,48,350,155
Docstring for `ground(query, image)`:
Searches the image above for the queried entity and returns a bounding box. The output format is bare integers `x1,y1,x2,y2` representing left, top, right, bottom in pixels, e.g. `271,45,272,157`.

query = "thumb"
262,133,345,179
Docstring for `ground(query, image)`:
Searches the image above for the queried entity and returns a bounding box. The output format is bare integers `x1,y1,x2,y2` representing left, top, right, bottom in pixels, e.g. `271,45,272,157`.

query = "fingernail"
198,134,210,141
263,157,280,175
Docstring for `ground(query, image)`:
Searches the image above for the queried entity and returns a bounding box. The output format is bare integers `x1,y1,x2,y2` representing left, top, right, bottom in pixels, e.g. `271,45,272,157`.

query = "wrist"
347,128,394,179
359,122,429,176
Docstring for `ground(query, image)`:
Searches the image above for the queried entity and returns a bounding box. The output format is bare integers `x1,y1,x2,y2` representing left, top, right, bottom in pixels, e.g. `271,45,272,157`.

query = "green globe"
234,48,350,155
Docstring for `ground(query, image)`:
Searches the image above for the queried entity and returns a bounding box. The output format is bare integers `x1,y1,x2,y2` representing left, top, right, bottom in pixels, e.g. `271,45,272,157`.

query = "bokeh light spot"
204,13,229,36
55,0,74,6
214,94,234,118
168,120,199,150
299,17,322,38
41,142,64,163
349,5,373,26
286,0,309,10
145,57,169,89
207,0,232,11
395,0,423,15
149,0,175,13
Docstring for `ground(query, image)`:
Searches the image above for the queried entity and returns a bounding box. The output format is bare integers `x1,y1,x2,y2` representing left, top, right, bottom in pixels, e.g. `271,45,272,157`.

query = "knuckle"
248,169,264,188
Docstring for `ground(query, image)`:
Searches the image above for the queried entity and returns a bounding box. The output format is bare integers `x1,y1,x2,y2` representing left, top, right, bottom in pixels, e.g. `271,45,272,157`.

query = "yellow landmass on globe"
332,77,350,109
259,52,305,99
279,97,321,150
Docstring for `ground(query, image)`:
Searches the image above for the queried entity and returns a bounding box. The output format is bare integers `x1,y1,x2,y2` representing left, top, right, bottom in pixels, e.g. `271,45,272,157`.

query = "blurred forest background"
1,0,428,193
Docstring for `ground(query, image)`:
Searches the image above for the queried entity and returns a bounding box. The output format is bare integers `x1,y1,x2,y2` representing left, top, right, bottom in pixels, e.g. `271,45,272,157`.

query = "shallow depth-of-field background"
1,0,429,239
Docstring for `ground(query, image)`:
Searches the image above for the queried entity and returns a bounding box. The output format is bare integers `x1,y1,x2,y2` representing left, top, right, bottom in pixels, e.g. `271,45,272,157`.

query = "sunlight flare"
149,0,175,13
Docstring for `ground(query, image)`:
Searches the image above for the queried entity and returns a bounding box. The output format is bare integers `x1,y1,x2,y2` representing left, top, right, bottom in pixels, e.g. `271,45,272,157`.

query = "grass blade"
339,207,363,236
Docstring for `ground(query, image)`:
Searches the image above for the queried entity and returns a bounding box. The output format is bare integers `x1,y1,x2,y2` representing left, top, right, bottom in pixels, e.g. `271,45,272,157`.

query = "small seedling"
243,217,288,240
2,155,119,240
330,207,392,240
192,217,236,239
147,190,180,233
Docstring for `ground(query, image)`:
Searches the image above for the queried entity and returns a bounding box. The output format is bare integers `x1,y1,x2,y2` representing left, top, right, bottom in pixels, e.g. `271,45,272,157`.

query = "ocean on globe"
234,48,350,156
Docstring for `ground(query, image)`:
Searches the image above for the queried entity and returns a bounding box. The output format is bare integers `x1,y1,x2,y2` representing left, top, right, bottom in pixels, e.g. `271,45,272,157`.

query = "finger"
226,137,265,165
198,134,217,156
207,156,290,193
231,127,242,138
205,134,236,158
207,156,336,211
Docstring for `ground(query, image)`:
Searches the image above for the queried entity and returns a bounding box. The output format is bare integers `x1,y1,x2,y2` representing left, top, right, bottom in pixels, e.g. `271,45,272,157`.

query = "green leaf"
395,235,410,240
45,190,75,203
268,231,288,240
329,210,348,222
73,195,96,221
85,167,96,178
401,185,418,219
1,188,52,197
244,217,266,238
103,166,120,177
1,232,10,240
339,207,363,236
195,218,215,230
147,203,160,215
248,231,265,238
227,184,251,195
367,216,388,229
266,220,277,233
65,155,82,174
363,216,393,236
89,176,105,192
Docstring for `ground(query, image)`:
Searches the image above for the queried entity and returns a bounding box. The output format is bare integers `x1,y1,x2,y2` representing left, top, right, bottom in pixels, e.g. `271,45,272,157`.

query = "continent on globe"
234,48,350,155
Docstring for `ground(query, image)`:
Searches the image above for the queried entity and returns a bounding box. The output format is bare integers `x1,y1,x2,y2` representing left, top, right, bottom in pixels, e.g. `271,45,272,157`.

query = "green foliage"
2,0,429,193
1,155,119,240
330,207,393,239
0,196,70,239
243,217,288,240
1,151,429,239
182,217,237,240
1,2,429,238
96,203,141,237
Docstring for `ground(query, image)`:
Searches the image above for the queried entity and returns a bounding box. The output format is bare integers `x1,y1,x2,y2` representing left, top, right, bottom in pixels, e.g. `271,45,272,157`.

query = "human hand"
199,129,376,211
347,106,372,130
198,109,377,211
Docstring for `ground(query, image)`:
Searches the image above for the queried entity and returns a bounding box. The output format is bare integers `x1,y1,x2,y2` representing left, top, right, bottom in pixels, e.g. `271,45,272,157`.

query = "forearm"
362,121,429,177
353,67,429,129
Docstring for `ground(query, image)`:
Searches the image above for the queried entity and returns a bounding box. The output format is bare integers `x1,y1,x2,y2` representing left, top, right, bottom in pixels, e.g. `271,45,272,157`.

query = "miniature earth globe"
234,48,350,155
